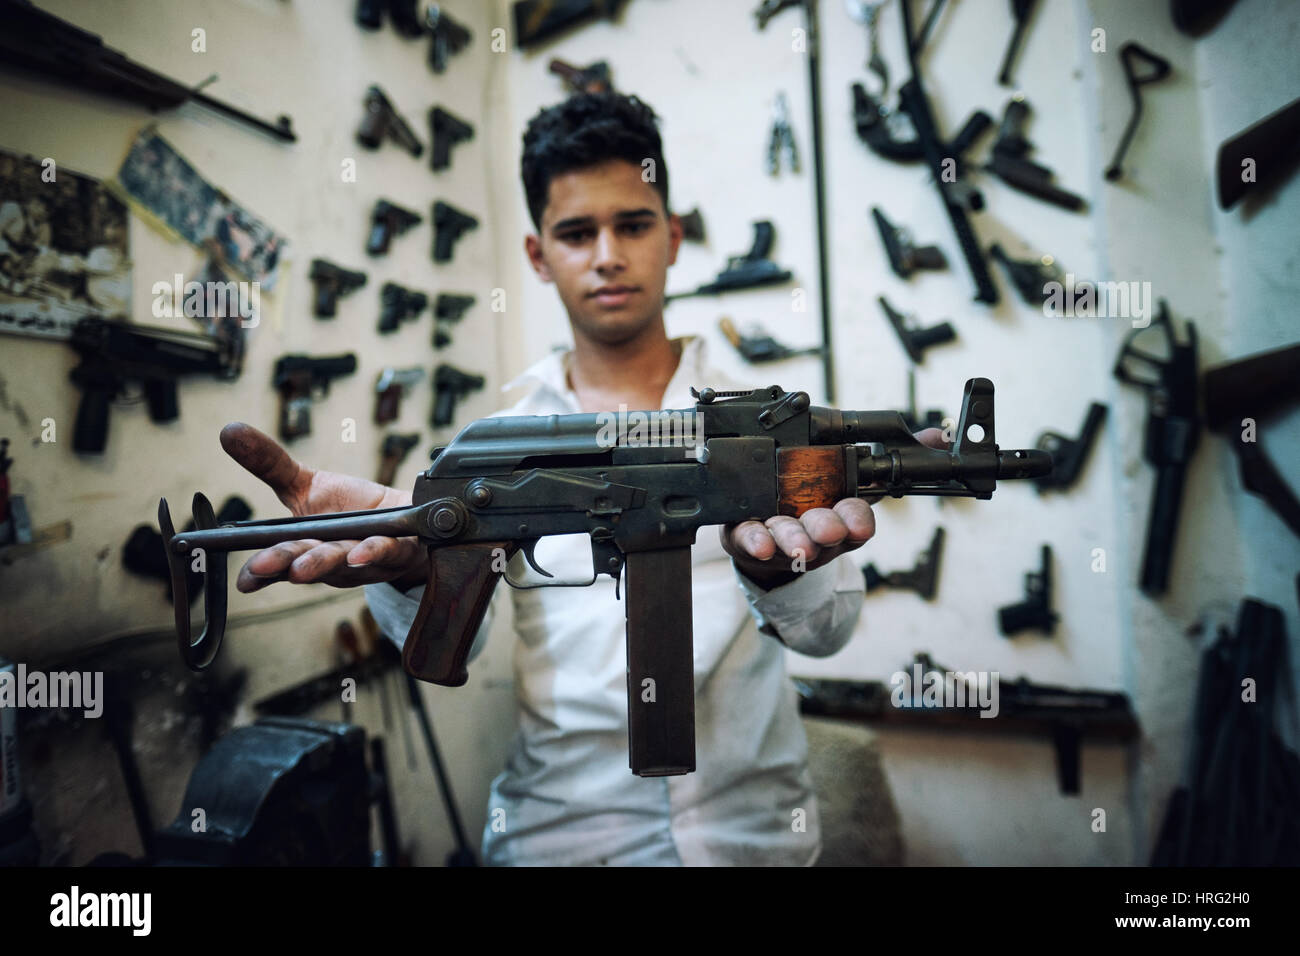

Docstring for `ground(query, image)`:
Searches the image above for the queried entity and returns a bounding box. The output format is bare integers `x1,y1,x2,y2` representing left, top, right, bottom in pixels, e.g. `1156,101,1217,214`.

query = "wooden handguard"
402,540,518,684
776,446,848,517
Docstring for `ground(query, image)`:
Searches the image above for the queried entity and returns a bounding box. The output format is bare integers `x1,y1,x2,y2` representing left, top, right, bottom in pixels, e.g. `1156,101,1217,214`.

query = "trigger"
520,539,553,579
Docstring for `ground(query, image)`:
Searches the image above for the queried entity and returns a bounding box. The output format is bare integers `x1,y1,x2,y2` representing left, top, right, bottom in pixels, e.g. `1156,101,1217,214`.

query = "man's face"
526,159,682,346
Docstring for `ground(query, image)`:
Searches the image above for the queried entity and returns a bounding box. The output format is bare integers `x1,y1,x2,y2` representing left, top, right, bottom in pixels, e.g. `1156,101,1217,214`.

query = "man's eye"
620,222,651,235
559,229,594,242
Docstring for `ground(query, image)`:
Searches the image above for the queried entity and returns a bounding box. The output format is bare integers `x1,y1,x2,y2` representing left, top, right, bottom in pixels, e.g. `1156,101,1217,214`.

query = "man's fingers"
237,539,319,592
832,498,876,542
765,515,819,563
346,536,424,570
220,422,309,506
915,427,950,450
730,519,777,560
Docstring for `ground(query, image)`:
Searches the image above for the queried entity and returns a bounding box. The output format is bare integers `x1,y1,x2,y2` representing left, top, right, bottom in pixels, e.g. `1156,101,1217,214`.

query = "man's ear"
524,233,553,283
666,212,684,266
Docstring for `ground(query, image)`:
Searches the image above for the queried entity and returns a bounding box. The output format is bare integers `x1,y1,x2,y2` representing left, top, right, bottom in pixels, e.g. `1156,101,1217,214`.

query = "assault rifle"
159,380,1052,776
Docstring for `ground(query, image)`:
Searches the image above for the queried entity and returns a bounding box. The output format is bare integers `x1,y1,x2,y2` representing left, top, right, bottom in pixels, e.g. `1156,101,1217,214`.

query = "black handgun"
433,293,475,348
986,97,1087,212
273,353,359,441
432,364,485,427
356,85,423,157
309,259,367,318
367,200,422,256
989,242,1064,306
425,4,471,73
512,0,628,49
549,57,614,94
862,526,945,600
432,201,479,263
998,544,1057,636
878,295,956,365
429,106,474,171
376,432,422,486
718,317,820,364
1032,402,1107,493
666,220,792,300
379,282,429,334
872,206,947,279
1113,300,1200,596
68,317,237,454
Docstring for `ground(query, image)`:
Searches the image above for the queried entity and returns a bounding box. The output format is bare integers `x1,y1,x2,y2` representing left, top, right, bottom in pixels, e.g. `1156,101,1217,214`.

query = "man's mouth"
589,285,639,305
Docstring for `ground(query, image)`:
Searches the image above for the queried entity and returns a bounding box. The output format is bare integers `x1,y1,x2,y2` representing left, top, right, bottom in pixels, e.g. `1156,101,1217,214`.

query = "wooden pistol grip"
402,541,516,685
776,446,847,517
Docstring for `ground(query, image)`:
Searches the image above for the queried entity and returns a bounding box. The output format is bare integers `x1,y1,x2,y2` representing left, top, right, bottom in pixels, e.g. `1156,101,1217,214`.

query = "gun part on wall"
1113,301,1199,597
996,0,1038,86
768,92,800,175
549,58,614,94
1216,94,1300,210
512,0,629,50
425,4,472,73
1105,42,1172,182
794,652,1139,794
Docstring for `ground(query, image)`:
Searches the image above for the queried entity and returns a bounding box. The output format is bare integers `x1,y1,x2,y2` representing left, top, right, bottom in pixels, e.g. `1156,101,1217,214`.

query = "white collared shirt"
365,335,865,865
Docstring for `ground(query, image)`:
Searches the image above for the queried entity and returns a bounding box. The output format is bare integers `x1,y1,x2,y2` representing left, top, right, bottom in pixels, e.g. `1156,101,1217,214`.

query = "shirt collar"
501,334,711,410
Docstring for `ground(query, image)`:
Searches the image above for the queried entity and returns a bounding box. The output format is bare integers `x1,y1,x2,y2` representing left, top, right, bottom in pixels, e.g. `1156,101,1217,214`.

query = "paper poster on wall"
0,149,131,339
113,129,287,292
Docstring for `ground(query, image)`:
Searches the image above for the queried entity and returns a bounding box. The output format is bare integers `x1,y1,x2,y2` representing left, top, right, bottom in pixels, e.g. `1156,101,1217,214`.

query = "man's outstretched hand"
220,423,426,594
720,426,950,589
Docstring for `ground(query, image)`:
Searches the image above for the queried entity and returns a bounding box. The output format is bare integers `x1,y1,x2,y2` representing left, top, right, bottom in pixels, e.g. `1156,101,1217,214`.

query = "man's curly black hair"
520,92,669,230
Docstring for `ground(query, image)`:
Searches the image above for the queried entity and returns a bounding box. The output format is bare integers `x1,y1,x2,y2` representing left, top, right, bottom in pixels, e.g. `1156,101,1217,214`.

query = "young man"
222,92,943,865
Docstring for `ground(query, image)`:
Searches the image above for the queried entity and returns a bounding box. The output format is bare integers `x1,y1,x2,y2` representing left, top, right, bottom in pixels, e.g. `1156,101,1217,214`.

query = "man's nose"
592,227,625,273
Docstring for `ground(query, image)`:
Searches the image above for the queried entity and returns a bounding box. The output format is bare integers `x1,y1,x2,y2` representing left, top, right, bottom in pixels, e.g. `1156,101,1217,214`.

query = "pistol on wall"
367,200,422,256
379,283,429,334
1032,402,1107,492
434,294,475,348
985,97,1086,212
512,0,627,49
356,85,423,157
429,106,474,171
998,544,1057,636
432,364,485,427
718,317,820,364
432,201,478,263
158,379,1052,775
863,526,944,600
309,259,367,318
878,295,956,365
273,353,358,441
375,367,425,425
377,432,422,486
425,4,472,73
873,206,947,279
666,220,792,300
549,58,614,94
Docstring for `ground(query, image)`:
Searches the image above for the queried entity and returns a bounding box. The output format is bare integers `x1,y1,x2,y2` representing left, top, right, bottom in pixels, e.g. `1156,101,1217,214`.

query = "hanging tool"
845,0,890,95
767,92,800,175
996,0,1037,86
